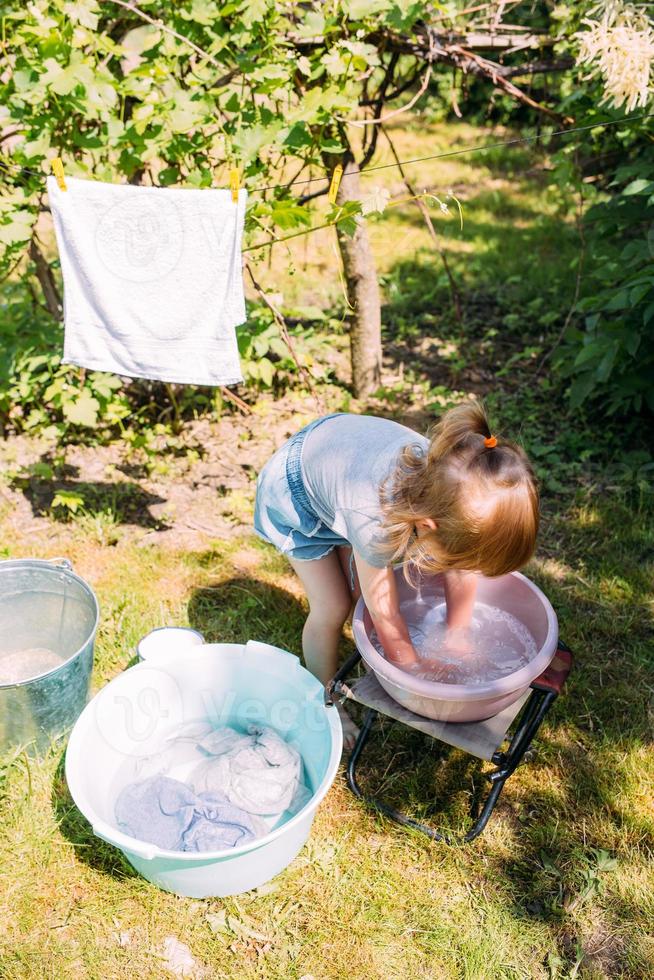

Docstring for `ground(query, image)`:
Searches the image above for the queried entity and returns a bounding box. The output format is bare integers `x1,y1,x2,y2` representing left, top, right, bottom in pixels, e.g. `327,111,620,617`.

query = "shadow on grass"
13,472,168,530
476,504,654,974
51,750,137,880
344,713,489,837
187,574,308,653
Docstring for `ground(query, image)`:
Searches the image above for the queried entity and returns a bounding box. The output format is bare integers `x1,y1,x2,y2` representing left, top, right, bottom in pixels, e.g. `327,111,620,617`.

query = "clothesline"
1,112,651,194
251,112,654,193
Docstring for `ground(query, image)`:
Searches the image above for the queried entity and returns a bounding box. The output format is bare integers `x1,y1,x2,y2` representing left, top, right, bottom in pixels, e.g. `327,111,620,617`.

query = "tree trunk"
29,240,62,321
335,160,382,399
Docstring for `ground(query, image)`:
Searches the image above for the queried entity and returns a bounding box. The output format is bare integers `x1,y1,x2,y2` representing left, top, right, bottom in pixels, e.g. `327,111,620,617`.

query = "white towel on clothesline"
47,175,247,386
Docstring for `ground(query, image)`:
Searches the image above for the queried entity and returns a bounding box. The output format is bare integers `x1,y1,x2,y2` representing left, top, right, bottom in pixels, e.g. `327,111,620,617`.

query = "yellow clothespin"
51,157,67,191
229,167,240,203
328,164,343,205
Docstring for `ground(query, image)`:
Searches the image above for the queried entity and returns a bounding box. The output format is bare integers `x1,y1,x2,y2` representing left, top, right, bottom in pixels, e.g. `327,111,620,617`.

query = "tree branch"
245,261,325,411
292,25,570,121
359,69,422,107
29,239,62,320
101,0,238,86
339,63,432,128
498,58,574,79
445,43,569,121
380,125,462,323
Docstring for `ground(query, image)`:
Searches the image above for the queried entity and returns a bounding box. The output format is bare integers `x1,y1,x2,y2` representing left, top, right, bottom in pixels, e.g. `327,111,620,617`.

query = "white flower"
575,1,654,112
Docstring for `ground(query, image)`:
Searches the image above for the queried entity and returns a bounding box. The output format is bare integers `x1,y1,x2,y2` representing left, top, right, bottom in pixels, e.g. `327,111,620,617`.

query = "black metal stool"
326,643,573,842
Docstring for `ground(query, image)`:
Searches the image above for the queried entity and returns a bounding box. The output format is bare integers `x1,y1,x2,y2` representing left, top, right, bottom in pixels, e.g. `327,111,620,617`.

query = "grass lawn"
0,120,653,980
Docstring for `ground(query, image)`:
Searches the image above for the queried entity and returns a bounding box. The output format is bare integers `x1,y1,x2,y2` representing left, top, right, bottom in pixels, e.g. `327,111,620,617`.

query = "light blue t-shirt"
300,414,429,567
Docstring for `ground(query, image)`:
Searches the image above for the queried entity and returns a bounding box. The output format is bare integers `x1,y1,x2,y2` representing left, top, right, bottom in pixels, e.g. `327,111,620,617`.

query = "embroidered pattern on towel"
47,175,247,387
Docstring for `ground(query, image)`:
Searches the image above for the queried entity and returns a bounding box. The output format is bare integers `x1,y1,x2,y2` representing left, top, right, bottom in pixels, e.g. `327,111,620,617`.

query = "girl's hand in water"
387,646,420,669
443,626,474,656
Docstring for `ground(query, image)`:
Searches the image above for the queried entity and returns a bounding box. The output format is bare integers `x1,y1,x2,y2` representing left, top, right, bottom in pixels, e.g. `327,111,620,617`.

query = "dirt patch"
559,911,627,979
0,390,349,550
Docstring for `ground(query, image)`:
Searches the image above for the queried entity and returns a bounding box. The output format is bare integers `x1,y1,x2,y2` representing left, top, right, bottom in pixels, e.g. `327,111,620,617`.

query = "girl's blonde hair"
379,401,539,578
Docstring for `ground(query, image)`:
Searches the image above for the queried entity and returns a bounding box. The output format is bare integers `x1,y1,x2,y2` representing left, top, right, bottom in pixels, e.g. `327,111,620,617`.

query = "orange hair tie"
484,435,497,448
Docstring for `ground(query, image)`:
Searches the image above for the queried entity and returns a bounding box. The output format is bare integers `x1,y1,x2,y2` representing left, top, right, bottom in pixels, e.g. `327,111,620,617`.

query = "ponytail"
428,400,492,462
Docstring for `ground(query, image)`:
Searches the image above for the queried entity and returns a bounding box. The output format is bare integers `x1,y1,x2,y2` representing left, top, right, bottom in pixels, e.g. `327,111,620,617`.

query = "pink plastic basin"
352,568,558,723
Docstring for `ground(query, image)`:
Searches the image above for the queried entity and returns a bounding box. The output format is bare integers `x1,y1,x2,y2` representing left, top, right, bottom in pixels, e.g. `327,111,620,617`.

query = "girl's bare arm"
443,570,478,653
353,552,418,667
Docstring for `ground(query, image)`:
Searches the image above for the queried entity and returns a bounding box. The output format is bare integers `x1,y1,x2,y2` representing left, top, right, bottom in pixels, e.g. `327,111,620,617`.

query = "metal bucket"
0,558,99,754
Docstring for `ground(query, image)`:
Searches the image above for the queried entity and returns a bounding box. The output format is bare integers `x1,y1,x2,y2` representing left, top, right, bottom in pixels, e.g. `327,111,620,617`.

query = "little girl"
253,402,539,746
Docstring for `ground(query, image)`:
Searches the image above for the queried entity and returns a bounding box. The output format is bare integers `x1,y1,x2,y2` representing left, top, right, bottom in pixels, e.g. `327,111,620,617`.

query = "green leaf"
270,201,311,230
180,0,221,26
121,25,162,57
232,122,283,162
158,167,180,186
239,0,270,27
630,282,652,306
319,138,345,153
283,122,313,150
622,178,654,196
52,490,86,514
63,0,99,30
342,0,391,18
39,57,93,95
62,390,100,427
89,373,122,398
596,343,618,382
624,330,641,357
22,133,51,160
168,94,209,134
0,210,34,245
604,290,630,312
257,357,274,386
28,461,54,480
569,373,596,409
322,49,349,77
330,200,362,236
293,9,324,37
573,343,601,368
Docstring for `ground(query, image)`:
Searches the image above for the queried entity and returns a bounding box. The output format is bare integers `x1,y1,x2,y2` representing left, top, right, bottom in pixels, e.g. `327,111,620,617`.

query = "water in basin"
371,599,538,685
0,590,90,684
0,647,65,685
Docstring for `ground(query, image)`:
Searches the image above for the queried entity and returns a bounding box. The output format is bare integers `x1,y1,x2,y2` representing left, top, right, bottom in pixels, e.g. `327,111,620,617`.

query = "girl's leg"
287,549,360,749
287,550,352,685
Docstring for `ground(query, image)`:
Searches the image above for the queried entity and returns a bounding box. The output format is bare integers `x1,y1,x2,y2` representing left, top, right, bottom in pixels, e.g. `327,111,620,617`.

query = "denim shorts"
253,413,352,566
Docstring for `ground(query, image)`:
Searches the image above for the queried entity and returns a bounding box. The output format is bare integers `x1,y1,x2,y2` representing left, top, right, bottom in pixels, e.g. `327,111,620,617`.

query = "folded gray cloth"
114,775,268,852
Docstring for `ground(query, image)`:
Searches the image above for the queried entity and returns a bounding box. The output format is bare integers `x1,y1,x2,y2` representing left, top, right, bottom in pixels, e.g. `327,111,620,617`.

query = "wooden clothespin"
51,157,67,191
229,167,240,203
328,164,343,205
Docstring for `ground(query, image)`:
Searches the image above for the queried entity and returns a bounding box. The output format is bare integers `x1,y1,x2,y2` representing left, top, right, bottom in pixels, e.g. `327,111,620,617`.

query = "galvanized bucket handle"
47,557,73,571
